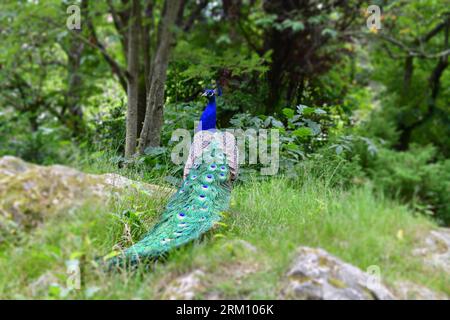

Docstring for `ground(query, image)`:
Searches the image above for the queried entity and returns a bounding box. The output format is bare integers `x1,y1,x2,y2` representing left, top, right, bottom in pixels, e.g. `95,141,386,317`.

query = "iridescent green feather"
108,141,232,268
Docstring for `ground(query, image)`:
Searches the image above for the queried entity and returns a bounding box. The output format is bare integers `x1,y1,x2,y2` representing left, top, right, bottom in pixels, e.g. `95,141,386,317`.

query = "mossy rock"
280,246,395,300
0,156,173,242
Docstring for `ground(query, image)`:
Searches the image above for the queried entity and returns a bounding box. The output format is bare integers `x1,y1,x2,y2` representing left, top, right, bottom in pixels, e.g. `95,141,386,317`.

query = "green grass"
0,171,448,299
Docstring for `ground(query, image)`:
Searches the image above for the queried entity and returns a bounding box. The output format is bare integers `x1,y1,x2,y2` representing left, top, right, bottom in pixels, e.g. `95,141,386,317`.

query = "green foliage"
228,104,331,176
90,100,127,155
0,0,448,301
293,145,366,189
1,172,447,299
358,102,400,148
173,40,269,82
366,145,450,224
370,0,450,156
0,109,77,164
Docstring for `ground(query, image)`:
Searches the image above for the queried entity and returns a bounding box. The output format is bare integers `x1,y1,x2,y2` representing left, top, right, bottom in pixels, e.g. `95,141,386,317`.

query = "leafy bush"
292,145,366,188
367,145,450,224
0,110,77,165
358,102,400,149
90,103,126,155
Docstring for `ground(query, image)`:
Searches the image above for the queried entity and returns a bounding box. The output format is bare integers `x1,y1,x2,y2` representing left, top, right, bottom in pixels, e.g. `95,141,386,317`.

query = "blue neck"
197,98,217,131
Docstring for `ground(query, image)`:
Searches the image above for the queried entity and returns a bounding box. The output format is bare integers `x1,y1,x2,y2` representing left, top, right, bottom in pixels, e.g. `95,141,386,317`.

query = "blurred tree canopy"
0,1,449,223
0,0,448,160
3,0,450,248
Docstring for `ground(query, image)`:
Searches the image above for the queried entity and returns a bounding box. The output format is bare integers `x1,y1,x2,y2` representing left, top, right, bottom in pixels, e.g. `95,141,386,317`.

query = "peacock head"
201,87,222,102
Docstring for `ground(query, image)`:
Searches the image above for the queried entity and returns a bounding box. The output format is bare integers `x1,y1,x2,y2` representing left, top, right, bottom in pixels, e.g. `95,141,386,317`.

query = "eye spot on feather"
198,194,207,201
218,172,227,181
202,184,209,189
161,238,172,244
220,166,226,171
209,164,217,171
190,174,198,180
178,212,186,219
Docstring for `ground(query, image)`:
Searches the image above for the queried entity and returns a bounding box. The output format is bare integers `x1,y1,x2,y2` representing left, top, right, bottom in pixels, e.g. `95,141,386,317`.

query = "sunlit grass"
0,172,447,299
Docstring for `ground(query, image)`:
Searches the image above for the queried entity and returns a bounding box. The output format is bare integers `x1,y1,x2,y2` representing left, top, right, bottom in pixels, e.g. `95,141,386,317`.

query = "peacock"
107,87,238,269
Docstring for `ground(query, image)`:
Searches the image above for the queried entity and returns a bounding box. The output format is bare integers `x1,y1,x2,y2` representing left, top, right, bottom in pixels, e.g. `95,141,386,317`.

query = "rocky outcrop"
281,244,450,300
393,281,448,300
412,228,450,274
281,247,395,300
160,239,260,300
0,156,173,240
2,156,448,300
162,269,207,300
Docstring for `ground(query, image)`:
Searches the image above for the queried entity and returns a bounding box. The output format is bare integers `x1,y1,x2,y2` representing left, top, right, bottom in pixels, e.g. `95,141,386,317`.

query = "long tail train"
107,138,235,269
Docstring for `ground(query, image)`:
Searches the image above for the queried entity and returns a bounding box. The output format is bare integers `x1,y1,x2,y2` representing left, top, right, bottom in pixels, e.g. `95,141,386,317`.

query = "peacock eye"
161,238,172,244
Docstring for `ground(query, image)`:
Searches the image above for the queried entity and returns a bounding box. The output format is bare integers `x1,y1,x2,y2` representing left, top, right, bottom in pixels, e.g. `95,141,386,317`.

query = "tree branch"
180,0,208,32
378,33,450,58
106,0,129,57
82,0,129,90
419,21,447,44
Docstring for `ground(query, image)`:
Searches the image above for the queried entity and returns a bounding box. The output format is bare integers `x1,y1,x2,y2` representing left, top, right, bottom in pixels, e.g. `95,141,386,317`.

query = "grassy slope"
0,166,448,299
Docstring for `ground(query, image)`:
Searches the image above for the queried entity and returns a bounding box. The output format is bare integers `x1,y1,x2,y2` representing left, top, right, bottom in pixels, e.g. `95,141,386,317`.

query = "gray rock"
28,271,59,297
0,156,174,238
281,247,395,300
163,269,206,300
412,228,450,274
393,281,448,300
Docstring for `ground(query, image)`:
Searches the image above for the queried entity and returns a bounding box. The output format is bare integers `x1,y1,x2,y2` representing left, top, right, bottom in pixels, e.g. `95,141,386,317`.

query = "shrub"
367,145,450,224
0,110,77,165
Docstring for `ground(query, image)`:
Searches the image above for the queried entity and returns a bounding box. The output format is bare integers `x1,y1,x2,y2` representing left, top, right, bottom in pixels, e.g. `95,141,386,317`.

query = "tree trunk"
396,18,449,151
66,28,85,135
137,1,153,141
138,0,183,153
124,0,141,157
222,0,241,41
137,76,147,136
402,55,414,94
